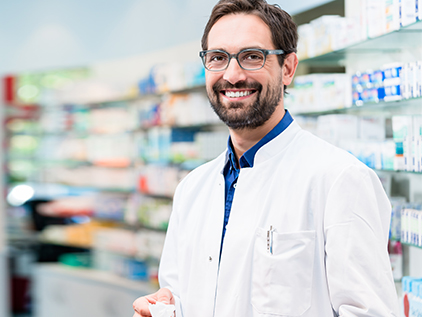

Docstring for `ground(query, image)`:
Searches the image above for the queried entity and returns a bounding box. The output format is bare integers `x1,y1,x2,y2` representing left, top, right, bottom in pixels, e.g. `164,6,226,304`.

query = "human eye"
207,52,228,63
242,51,264,61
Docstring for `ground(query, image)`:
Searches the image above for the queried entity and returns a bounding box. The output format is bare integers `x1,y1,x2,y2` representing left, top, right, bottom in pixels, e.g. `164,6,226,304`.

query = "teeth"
225,90,252,98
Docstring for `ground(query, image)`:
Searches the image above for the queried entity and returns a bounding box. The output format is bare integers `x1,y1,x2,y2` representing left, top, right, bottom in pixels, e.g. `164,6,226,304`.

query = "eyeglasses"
199,48,285,72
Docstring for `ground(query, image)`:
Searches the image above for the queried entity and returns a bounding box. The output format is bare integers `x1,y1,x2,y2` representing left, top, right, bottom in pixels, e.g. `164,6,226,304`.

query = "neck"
229,107,285,165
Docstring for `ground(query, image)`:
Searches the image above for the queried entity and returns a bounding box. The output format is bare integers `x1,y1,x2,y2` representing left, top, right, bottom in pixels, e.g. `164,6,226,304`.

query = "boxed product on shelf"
350,59,422,106
297,15,359,59
137,164,180,197
359,116,386,140
366,0,388,38
401,206,422,246
400,0,417,26
287,73,352,113
402,277,422,316
390,196,407,240
392,115,422,172
401,61,422,99
385,0,401,32
316,114,359,144
147,61,205,94
160,92,219,127
315,114,396,170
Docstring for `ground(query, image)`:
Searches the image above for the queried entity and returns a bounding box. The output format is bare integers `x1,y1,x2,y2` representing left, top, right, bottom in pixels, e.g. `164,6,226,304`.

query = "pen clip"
267,225,274,254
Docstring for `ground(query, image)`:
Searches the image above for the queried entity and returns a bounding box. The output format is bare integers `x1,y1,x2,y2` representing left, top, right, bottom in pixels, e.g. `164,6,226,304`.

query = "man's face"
205,13,284,130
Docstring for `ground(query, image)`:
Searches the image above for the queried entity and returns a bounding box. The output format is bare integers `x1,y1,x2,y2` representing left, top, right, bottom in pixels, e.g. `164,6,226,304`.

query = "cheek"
206,73,220,89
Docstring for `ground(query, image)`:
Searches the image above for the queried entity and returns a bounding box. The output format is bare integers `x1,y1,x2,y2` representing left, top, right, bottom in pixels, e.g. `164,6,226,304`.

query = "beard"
207,76,283,130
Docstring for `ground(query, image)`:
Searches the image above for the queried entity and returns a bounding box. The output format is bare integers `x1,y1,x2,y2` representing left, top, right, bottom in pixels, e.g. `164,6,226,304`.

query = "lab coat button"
209,256,212,262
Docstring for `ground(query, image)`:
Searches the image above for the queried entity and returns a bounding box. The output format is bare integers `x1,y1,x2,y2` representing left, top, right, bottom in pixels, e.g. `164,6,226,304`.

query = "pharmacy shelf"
291,96,422,116
402,242,422,250
374,169,422,175
299,20,422,67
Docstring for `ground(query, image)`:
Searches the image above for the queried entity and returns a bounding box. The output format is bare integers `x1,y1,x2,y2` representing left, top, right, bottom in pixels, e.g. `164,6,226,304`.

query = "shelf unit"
299,20,422,67
291,96,422,116
3,58,230,294
290,6,422,284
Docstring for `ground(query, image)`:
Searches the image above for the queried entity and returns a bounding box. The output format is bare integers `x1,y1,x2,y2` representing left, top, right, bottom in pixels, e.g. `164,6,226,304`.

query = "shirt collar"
226,109,294,169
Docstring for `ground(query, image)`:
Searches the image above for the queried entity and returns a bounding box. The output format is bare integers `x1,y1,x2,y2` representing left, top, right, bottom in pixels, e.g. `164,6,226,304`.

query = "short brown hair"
201,0,298,69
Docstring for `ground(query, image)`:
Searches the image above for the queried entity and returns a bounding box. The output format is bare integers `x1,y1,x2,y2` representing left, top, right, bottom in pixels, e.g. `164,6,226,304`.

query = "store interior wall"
0,0,335,75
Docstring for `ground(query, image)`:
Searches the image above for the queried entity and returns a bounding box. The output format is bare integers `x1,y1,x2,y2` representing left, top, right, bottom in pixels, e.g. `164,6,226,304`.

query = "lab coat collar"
219,120,302,173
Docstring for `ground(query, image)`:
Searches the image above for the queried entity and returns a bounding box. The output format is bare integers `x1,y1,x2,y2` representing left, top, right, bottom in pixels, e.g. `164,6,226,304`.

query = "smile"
221,89,256,99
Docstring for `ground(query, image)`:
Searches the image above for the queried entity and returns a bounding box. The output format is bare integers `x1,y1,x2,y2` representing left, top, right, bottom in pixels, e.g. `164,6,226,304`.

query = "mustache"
212,80,262,93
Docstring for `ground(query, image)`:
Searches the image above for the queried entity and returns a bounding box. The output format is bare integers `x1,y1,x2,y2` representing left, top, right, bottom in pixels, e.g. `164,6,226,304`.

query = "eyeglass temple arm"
267,49,285,55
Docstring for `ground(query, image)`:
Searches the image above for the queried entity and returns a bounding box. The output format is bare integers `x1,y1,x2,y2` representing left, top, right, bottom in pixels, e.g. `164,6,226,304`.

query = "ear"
282,53,298,86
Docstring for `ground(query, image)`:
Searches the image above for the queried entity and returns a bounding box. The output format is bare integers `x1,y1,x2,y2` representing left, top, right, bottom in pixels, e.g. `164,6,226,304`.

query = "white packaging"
411,62,418,99
419,212,422,246
403,134,413,171
419,0,422,20
297,23,314,60
367,0,387,37
316,115,359,145
417,61,422,97
346,0,368,41
386,0,401,32
413,116,422,171
401,0,417,26
401,209,408,242
381,140,396,170
392,115,412,140
309,15,344,56
359,116,386,140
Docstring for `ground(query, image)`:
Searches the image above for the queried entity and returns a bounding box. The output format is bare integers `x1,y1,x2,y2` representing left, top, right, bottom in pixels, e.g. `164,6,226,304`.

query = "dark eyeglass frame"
199,48,285,71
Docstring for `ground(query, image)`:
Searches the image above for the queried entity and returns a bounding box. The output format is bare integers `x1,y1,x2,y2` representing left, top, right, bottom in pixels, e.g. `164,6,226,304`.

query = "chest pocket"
251,228,316,316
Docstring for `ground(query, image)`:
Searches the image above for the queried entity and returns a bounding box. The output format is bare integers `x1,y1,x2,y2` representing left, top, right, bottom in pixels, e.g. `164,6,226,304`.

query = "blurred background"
1,0,421,316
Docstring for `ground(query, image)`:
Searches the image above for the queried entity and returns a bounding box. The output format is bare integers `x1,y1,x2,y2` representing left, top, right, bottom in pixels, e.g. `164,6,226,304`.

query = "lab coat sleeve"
324,163,399,316
159,182,184,317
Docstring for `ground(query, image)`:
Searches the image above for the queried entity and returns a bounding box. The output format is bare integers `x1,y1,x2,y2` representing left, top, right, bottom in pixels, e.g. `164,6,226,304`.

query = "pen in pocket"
267,225,274,254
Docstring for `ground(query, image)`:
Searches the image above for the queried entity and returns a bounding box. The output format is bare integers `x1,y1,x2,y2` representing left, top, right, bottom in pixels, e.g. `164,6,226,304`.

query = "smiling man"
132,1,399,316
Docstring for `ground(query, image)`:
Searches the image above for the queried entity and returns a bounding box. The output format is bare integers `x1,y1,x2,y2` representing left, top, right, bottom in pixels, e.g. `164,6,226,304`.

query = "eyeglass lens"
204,50,265,71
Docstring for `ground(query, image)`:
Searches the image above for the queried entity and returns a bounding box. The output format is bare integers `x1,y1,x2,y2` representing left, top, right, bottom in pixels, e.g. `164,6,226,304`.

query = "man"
133,0,400,316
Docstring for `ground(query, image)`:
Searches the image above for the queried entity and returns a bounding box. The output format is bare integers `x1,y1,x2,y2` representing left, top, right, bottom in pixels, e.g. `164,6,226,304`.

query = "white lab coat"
159,121,400,317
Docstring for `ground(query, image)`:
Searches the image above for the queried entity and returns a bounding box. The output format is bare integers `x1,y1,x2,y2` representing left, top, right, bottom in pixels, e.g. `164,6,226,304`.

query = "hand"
133,288,175,317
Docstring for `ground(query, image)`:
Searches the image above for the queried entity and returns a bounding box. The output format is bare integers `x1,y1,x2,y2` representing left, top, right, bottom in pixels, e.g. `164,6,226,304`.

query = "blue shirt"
220,110,294,256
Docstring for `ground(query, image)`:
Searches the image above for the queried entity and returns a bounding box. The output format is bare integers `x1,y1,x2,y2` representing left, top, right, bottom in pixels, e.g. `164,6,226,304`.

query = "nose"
223,57,247,85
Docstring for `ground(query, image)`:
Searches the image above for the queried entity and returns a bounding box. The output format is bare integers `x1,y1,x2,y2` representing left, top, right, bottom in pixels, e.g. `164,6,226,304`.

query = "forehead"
207,13,273,52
